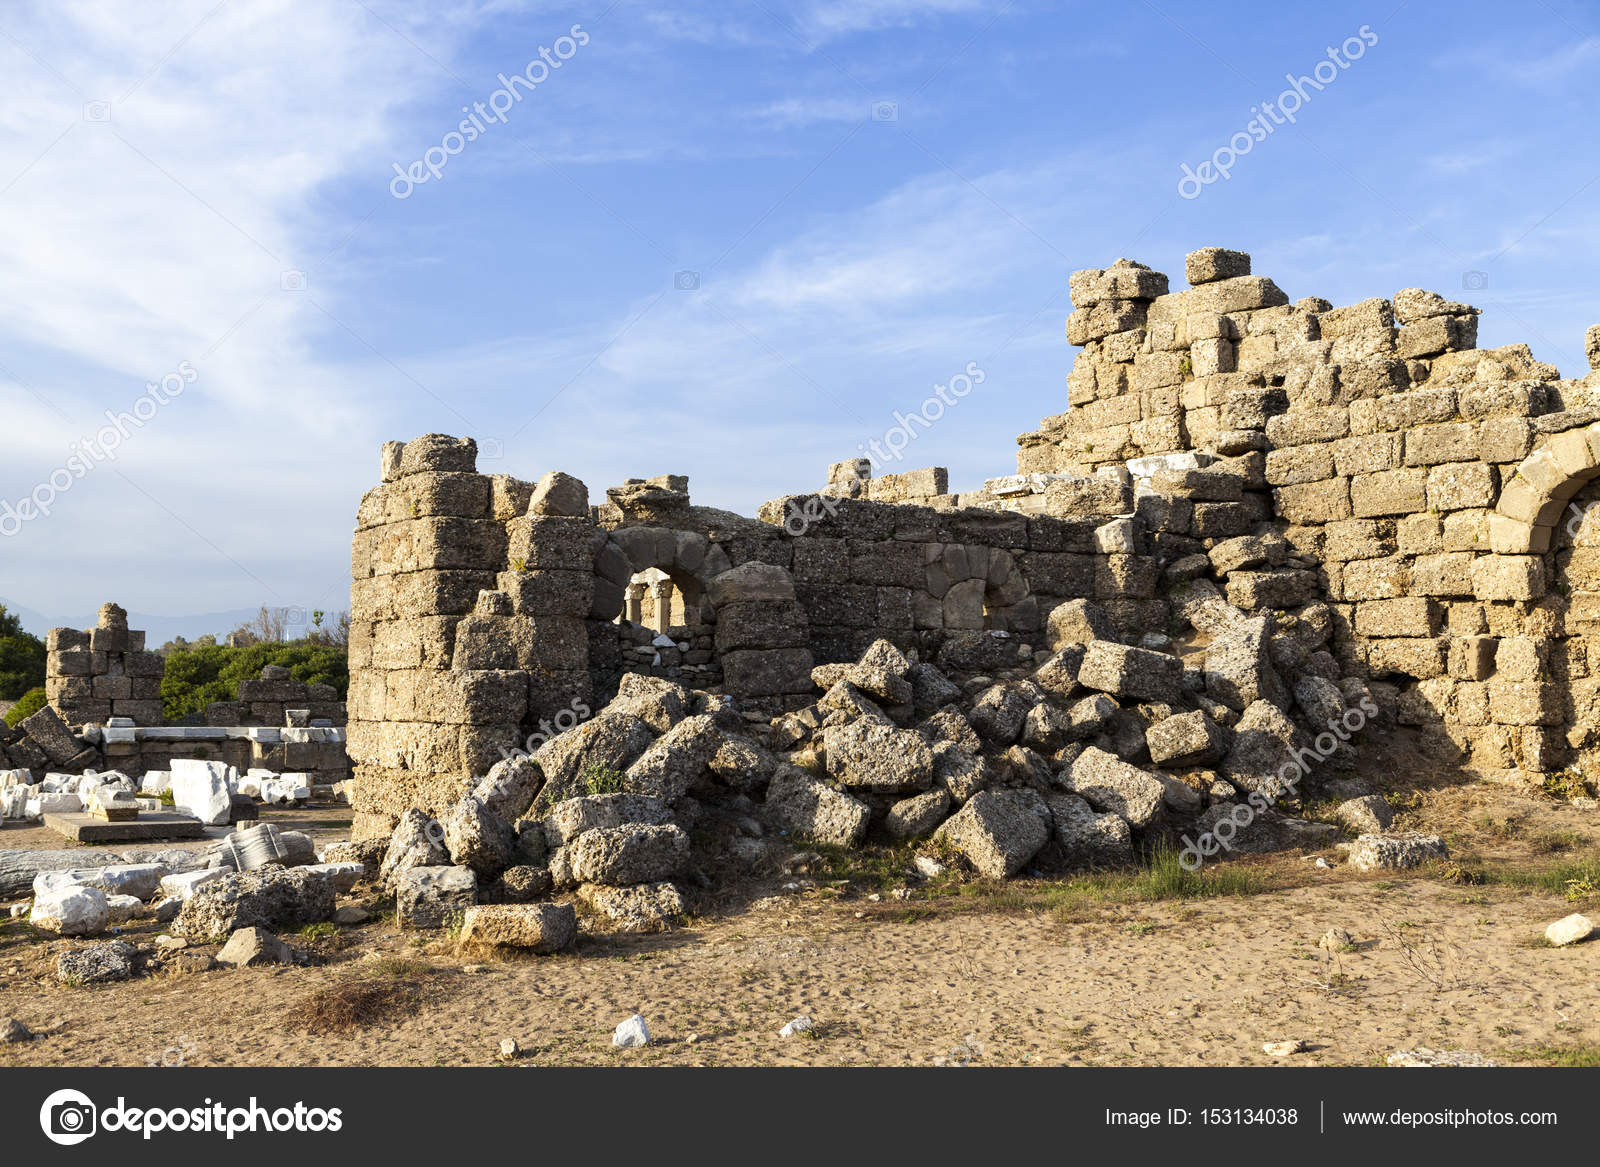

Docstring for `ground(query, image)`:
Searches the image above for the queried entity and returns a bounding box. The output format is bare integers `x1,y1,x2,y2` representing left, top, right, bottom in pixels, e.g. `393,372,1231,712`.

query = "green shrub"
161,640,348,721
3,686,46,727
582,763,626,795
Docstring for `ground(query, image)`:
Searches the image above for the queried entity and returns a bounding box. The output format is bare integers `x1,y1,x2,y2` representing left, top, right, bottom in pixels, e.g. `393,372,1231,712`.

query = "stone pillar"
624,583,645,625
347,434,523,841
650,579,674,631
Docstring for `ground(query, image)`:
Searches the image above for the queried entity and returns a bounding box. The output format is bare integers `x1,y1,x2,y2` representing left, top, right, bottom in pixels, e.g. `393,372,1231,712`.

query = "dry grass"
283,957,441,1035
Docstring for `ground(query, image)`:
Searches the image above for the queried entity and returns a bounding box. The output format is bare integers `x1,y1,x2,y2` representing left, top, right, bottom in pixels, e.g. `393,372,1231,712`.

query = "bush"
0,633,45,701
4,686,47,727
161,640,348,721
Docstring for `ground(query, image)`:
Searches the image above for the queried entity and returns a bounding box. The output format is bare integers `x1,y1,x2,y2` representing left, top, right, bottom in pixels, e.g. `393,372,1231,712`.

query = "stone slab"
43,811,207,843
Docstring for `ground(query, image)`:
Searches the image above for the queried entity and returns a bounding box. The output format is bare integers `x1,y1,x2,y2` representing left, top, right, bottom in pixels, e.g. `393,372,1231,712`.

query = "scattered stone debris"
779,1016,814,1039
215,926,298,968
612,1014,650,1048
1545,913,1594,947
1318,928,1355,952
1343,833,1449,872
0,1017,32,1043
57,940,138,986
499,1038,519,1060
1262,1039,1308,1057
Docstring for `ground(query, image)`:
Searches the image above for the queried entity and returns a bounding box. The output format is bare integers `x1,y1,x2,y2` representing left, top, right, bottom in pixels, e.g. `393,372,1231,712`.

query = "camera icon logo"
39,1088,97,1146
673,270,700,291
479,437,505,460
280,270,307,292
871,101,898,122
1461,270,1489,291
83,101,111,122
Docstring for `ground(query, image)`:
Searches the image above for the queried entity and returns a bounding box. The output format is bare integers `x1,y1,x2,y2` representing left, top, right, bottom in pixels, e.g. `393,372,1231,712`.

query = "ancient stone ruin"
10,245,1600,948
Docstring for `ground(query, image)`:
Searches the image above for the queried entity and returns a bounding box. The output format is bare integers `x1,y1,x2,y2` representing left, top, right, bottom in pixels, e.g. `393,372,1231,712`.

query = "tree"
227,605,296,647
160,638,348,721
0,608,45,699
307,609,351,647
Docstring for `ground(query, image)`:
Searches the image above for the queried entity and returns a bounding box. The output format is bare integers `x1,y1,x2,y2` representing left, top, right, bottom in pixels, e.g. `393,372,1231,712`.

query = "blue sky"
0,0,1596,636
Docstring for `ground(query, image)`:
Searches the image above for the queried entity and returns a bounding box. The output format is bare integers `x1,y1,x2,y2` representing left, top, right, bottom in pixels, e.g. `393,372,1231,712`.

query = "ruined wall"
345,442,1160,837
45,603,165,726
346,248,1600,835
1013,246,1600,777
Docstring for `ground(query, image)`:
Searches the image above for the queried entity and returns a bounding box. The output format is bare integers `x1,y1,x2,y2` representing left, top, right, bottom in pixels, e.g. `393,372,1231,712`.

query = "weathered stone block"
1351,469,1427,517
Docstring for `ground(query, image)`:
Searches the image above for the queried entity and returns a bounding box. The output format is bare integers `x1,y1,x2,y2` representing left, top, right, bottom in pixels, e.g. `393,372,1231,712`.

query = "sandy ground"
1,778,1595,1068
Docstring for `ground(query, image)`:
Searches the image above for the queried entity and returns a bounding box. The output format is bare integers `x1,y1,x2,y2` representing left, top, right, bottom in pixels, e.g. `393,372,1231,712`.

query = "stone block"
1185,247,1250,285
1351,469,1426,517
1471,555,1545,601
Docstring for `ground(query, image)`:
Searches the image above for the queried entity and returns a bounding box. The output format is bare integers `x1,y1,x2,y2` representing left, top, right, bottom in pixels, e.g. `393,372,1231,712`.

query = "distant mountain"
0,600,53,638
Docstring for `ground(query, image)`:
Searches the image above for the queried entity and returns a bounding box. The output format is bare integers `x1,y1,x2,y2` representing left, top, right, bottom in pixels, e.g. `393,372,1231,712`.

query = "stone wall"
1009,246,1600,777
346,442,1158,838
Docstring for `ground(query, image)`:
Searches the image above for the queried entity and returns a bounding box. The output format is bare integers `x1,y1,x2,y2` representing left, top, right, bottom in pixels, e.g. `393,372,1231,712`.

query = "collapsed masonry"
0,606,352,821
346,247,1600,898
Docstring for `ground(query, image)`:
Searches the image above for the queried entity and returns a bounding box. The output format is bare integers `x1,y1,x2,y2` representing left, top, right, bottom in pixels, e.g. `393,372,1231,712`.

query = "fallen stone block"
1145,710,1227,767
442,795,516,878
169,759,234,826
577,883,684,933
459,902,577,951
31,886,109,936
624,714,722,803
541,793,670,848
763,767,870,846
1344,832,1448,871
1063,747,1165,830
159,869,229,901
1045,598,1118,648
216,926,297,967
822,718,933,792
1335,794,1394,835
394,865,478,930
379,807,450,885
931,788,1049,878
174,867,336,939
1047,793,1133,867
57,939,137,985
303,862,365,894
884,789,951,840
567,823,689,886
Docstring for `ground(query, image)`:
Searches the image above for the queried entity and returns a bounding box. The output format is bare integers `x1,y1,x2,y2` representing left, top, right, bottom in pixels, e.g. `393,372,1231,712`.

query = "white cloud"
0,0,477,621
746,97,871,128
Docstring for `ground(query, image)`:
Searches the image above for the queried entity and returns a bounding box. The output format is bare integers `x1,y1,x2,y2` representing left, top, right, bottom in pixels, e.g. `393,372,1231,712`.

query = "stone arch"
590,525,733,624
1550,476,1600,771
922,544,1037,632
1491,423,1600,554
